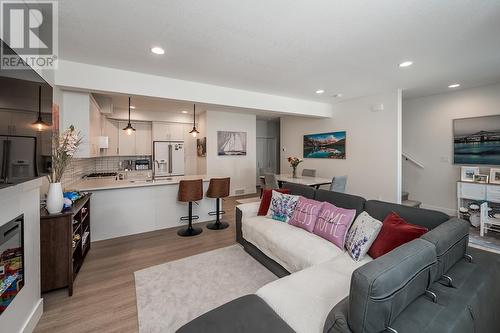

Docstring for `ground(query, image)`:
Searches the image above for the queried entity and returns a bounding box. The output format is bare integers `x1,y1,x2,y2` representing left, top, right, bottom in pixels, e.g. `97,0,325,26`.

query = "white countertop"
72,174,213,191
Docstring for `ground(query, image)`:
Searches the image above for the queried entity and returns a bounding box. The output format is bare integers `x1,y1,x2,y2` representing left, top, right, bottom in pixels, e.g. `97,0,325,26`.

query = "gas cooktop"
85,172,117,178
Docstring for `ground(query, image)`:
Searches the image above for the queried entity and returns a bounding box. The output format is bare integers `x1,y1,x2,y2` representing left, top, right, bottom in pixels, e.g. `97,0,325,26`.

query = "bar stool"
177,179,203,237
206,177,230,230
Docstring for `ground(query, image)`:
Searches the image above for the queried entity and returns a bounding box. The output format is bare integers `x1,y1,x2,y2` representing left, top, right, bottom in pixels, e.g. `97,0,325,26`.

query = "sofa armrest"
323,297,353,333
235,202,260,244
236,202,261,218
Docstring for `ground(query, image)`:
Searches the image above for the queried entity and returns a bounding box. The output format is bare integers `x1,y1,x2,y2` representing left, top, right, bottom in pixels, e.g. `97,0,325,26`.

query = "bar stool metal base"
177,226,203,237
206,221,229,230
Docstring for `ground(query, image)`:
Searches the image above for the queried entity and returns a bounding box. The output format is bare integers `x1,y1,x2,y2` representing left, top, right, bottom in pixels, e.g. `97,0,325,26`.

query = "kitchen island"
73,175,218,241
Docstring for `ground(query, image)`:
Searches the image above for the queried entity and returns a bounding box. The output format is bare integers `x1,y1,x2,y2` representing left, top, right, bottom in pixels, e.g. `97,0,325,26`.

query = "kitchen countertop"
72,174,213,191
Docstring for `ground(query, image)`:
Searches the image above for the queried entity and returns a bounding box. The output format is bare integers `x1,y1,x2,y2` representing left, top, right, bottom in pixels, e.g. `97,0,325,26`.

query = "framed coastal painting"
217,131,247,156
303,131,346,159
453,115,500,165
196,137,206,157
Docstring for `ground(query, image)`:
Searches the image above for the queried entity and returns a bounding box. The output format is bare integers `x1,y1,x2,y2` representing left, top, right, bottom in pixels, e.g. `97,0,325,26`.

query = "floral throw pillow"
266,191,300,223
344,211,383,261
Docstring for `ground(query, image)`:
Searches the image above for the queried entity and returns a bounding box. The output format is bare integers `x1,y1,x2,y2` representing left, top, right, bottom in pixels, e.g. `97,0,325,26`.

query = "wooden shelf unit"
40,194,91,296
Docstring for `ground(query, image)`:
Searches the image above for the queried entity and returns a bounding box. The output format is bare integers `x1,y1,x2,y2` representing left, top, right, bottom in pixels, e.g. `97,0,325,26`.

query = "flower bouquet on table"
287,156,303,178
46,125,82,214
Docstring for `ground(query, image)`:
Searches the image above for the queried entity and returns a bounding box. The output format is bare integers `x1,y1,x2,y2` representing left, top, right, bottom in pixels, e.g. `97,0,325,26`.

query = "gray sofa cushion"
282,182,316,199
176,295,295,333
364,200,449,230
315,189,366,217
420,218,469,278
389,247,500,333
347,239,437,333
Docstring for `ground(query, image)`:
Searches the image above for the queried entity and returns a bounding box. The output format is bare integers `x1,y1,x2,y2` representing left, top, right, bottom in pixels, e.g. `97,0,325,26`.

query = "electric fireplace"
0,214,24,315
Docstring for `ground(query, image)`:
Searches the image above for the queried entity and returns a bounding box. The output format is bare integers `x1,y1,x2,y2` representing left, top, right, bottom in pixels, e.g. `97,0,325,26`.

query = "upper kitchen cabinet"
61,91,103,158
102,119,119,156
135,122,152,155
152,122,184,141
117,121,152,156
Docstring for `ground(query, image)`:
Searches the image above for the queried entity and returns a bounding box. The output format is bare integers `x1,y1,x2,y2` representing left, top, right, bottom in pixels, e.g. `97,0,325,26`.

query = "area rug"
134,244,277,333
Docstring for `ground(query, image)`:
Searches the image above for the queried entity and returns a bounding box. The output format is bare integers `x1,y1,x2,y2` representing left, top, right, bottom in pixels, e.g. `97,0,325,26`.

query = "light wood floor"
34,194,258,333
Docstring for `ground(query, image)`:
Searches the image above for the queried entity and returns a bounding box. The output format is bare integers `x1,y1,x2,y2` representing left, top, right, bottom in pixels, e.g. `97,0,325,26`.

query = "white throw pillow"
266,191,300,223
344,211,382,261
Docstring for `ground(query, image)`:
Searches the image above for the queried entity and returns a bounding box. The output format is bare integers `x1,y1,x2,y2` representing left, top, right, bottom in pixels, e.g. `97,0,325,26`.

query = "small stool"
177,179,203,237
206,177,230,230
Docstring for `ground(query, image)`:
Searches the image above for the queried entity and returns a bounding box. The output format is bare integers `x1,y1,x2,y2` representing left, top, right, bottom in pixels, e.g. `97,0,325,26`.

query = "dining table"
260,174,332,189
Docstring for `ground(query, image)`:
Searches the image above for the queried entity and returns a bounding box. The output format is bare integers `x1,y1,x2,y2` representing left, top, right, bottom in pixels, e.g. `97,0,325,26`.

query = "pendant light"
32,85,48,131
189,103,200,138
123,96,136,135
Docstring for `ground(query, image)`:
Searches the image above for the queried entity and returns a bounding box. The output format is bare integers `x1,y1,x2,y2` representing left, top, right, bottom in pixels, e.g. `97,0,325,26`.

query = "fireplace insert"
0,214,24,315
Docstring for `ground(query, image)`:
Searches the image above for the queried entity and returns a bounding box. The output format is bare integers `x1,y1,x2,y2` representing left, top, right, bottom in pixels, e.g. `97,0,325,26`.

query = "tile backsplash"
62,156,152,189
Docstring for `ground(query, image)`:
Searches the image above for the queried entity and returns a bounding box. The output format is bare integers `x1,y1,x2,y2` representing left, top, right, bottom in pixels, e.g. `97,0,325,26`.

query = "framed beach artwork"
217,131,247,156
453,115,500,165
303,131,346,159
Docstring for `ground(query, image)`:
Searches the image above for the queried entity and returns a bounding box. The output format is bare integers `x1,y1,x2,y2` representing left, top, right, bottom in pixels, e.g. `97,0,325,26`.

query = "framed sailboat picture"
217,131,247,156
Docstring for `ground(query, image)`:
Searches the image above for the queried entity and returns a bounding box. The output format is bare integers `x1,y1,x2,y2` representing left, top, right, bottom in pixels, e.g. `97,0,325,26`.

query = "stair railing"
402,152,424,169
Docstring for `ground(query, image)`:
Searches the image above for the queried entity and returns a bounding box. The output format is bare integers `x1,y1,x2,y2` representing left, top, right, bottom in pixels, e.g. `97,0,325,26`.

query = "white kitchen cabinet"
135,122,152,155
117,121,152,156
152,122,184,141
118,121,136,156
0,111,12,134
61,91,103,158
457,182,487,201
103,119,119,156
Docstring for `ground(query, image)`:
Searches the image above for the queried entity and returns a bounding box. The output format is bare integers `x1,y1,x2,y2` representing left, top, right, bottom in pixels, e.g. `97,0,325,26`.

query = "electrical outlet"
440,156,450,163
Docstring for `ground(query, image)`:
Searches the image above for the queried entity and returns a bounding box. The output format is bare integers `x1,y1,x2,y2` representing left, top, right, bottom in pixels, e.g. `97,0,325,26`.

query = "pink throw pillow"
313,202,356,249
288,197,324,232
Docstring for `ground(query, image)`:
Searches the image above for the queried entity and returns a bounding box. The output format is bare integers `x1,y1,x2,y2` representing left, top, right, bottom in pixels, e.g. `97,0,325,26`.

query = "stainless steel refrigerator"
0,135,37,186
153,141,185,178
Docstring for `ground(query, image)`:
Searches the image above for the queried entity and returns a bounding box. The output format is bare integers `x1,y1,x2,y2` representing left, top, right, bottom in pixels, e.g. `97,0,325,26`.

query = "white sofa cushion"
257,253,372,333
242,212,344,273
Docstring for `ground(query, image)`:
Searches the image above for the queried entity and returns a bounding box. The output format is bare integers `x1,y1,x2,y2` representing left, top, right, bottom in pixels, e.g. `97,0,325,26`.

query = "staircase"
402,191,421,208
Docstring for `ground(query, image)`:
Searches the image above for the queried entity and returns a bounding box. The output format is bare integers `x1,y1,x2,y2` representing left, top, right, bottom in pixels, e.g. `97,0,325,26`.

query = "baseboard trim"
21,298,43,333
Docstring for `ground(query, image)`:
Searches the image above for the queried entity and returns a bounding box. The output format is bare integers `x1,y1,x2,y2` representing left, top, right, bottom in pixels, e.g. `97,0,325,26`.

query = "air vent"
235,189,245,195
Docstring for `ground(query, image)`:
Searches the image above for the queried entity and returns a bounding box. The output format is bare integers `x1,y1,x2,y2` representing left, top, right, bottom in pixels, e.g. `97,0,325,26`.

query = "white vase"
46,182,64,214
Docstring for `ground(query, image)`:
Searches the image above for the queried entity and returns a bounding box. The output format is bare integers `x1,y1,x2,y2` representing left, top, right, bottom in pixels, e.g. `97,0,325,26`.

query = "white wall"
403,83,500,215
0,179,43,333
206,111,257,196
196,112,207,175
281,90,402,203
55,60,333,118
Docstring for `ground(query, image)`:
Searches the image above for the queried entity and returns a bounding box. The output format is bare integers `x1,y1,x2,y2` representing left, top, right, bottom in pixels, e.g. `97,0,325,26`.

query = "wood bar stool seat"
177,179,203,237
206,177,230,230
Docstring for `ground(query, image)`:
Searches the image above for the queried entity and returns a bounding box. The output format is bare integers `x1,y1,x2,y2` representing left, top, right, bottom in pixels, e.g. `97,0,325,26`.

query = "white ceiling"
59,0,500,101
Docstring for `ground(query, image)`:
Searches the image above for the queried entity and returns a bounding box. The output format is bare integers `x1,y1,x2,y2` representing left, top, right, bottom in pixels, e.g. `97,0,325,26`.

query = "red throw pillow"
258,188,290,216
368,212,428,259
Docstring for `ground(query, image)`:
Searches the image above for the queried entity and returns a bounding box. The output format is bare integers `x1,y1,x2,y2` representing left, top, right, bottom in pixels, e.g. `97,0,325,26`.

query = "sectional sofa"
177,183,500,333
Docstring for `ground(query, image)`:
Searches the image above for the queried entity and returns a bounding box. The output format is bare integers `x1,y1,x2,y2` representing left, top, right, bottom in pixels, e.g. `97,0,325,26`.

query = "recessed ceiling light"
181,110,188,114
448,83,460,88
316,89,325,94
151,46,165,55
399,61,413,68
332,93,343,98
130,105,136,109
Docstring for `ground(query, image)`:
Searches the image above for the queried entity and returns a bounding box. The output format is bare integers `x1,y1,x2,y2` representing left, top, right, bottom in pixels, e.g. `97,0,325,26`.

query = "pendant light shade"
189,103,200,138
123,97,136,135
33,85,48,132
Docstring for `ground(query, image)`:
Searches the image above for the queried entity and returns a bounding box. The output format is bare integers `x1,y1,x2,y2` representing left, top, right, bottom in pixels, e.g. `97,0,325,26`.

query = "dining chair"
264,173,280,190
302,169,317,177
329,176,347,193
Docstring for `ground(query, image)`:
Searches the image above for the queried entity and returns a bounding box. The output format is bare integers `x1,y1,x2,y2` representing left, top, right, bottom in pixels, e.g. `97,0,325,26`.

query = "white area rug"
134,245,277,333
